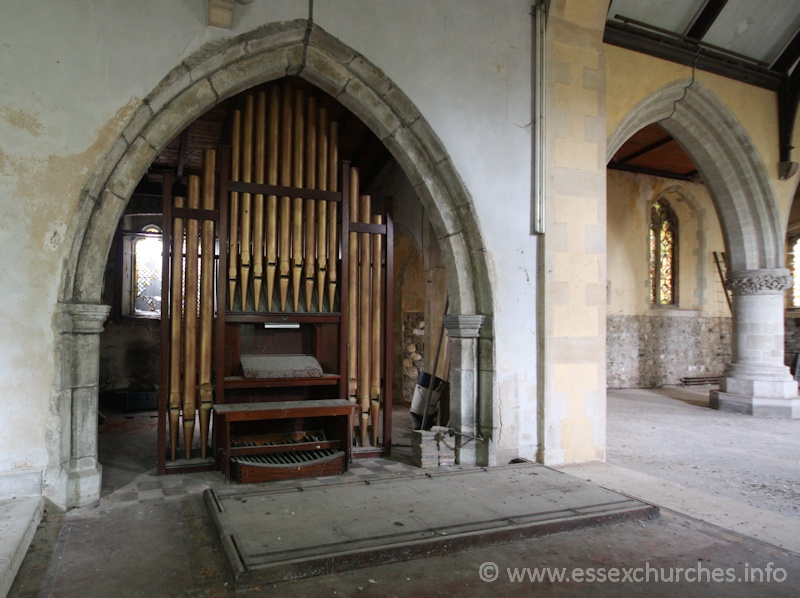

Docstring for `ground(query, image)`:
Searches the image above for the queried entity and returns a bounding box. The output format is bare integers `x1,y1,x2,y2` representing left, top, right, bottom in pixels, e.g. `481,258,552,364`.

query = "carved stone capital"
59,303,111,334
443,314,486,339
725,269,792,296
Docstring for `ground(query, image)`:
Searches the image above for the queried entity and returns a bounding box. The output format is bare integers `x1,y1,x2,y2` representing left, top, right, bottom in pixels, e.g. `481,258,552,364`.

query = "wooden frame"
158,128,394,477
213,399,356,481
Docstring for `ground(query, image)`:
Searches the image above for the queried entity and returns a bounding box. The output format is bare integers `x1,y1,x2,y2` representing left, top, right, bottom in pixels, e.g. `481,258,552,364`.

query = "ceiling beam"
684,0,727,41
779,71,800,176
604,21,784,91
773,29,800,73
607,162,700,183
615,135,672,164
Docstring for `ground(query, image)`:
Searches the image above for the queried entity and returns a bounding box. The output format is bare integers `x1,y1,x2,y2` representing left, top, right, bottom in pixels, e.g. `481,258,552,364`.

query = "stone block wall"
401,312,425,403
607,315,731,388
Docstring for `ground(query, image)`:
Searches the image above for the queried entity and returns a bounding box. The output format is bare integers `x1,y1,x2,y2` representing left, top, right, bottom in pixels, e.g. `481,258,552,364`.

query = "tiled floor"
96,404,424,506
10,390,800,597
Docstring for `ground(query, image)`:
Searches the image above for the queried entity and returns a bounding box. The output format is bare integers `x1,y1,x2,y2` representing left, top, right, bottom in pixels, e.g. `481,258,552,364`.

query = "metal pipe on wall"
532,0,547,234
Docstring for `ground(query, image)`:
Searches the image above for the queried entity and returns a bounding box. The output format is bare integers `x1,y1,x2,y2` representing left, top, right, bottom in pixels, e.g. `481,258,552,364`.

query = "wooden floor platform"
204,462,659,587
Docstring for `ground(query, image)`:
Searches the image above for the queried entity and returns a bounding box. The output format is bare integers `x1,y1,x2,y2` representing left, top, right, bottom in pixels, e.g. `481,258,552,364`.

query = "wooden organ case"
157,81,394,482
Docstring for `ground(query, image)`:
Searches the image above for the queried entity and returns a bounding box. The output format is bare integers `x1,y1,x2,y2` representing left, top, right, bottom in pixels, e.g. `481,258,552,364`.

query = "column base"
710,391,800,418
66,463,103,508
456,438,477,466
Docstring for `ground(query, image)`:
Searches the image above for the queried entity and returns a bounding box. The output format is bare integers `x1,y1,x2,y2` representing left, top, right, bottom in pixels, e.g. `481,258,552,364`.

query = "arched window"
132,224,163,316
790,237,800,307
649,200,678,305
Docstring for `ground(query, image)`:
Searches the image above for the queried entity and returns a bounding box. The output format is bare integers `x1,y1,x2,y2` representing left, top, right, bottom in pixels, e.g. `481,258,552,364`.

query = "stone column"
59,302,111,507
443,314,485,466
711,269,799,418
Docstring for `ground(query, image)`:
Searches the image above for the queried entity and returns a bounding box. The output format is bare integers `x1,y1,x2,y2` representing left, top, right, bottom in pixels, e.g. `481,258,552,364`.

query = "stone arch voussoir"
56,20,494,507
607,80,783,271
64,20,490,317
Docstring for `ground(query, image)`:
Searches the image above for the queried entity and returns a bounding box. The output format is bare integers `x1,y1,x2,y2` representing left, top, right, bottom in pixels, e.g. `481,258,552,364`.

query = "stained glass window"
649,200,677,305
133,225,163,316
791,237,800,307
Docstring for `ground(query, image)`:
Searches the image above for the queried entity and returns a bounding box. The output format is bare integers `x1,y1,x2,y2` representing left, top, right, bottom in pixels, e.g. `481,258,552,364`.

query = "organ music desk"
213,399,356,482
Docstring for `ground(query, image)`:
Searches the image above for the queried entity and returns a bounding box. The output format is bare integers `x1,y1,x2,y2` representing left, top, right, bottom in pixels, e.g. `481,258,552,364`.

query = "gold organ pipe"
327,121,339,312
304,96,317,311
168,196,184,461
316,108,329,312
279,83,292,311
199,149,216,459
239,95,254,310
183,176,201,459
347,168,360,408
252,91,266,310
370,214,383,446
228,110,241,309
266,85,279,311
358,194,372,447
291,89,305,311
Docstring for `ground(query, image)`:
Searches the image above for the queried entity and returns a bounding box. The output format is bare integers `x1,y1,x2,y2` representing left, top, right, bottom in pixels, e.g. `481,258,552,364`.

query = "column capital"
725,268,792,296
58,302,111,334
443,314,486,339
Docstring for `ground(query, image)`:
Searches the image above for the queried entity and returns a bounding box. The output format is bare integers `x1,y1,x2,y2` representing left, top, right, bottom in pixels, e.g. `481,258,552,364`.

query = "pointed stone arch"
54,20,494,507
608,80,798,419
608,79,783,272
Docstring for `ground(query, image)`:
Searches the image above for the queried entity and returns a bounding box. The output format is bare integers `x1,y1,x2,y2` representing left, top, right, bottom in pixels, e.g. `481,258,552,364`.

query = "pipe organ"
158,80,394,480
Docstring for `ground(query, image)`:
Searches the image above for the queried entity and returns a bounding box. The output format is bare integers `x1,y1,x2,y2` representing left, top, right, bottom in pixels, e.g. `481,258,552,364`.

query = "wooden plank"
223,312,340,324
228,181,341,203
223,375,340,390
213,398,355,417
235,453,345,483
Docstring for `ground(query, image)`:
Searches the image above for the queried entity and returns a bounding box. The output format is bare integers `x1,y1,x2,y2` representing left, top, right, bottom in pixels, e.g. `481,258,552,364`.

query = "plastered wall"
8,0,780,499
606,170,732,387
607,170,728,318
606,44,800,229
0,0,535,497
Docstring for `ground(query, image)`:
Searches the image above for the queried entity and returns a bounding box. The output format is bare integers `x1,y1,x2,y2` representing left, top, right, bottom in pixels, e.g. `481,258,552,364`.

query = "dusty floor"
607,387,800,518
9,388,800,597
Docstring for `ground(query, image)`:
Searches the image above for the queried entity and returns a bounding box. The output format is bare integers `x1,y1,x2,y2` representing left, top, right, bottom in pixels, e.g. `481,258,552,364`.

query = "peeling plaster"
0,100,139,476
0,105,45,137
